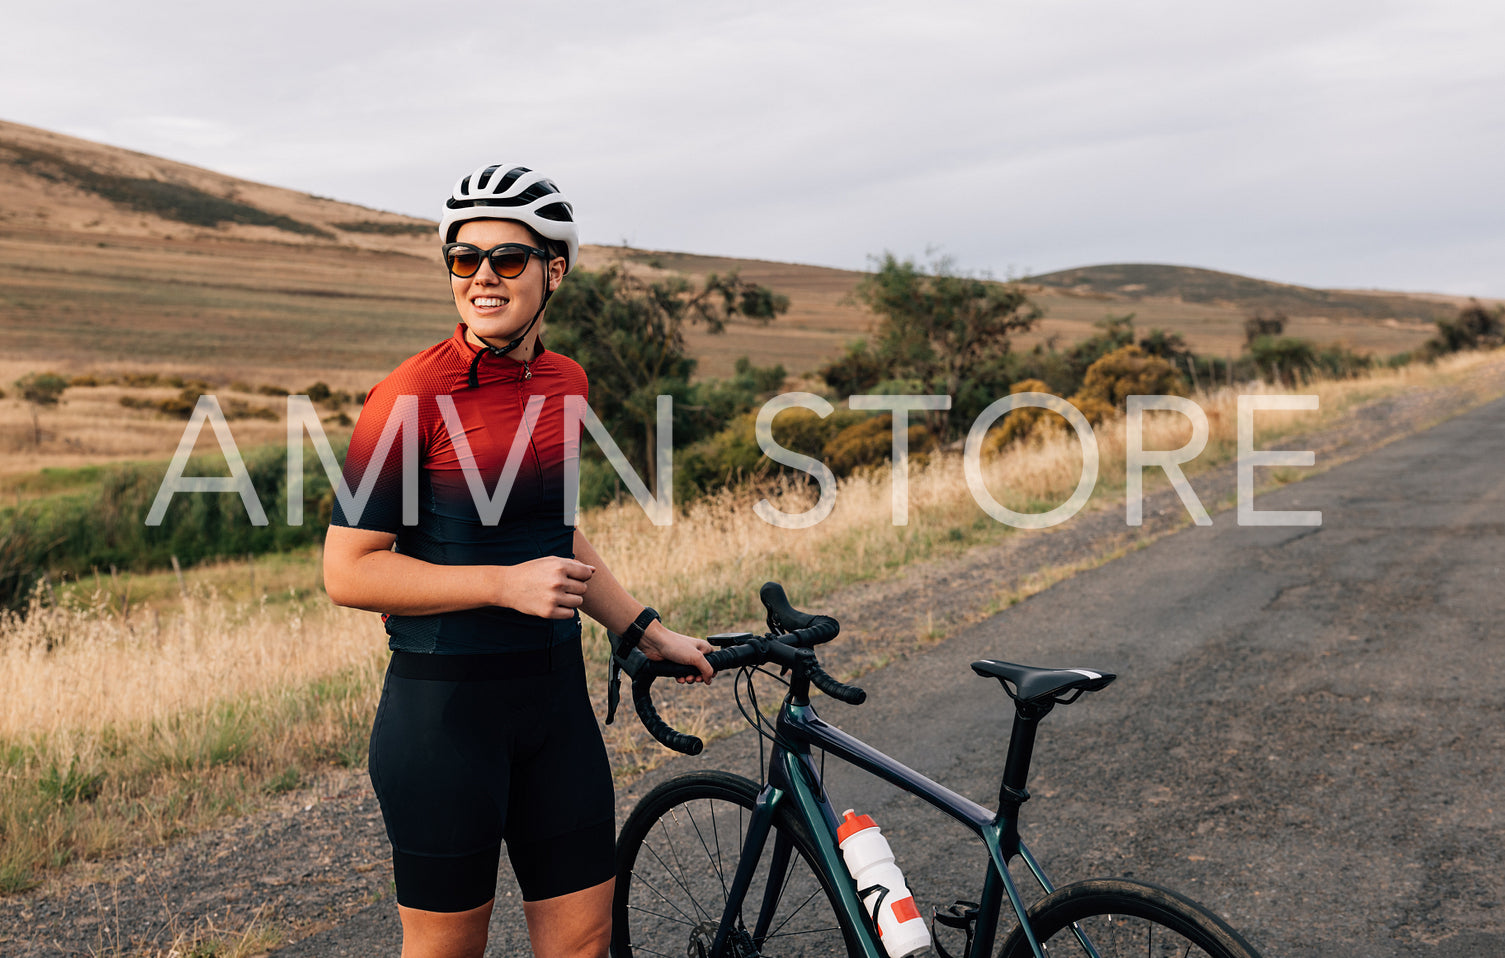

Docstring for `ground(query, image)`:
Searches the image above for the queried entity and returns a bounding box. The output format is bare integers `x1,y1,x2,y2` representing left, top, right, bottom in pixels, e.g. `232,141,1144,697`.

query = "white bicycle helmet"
440,163,579,272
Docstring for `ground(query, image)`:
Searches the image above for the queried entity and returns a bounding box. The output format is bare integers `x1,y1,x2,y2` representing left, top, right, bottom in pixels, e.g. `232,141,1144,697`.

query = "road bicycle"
607,583,1264,958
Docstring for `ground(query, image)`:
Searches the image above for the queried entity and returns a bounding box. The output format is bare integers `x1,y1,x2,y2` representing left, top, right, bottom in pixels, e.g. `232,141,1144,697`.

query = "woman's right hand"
498,556,595,619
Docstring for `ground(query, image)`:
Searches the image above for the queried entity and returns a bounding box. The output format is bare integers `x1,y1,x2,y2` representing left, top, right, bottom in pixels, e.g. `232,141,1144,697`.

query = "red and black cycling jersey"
331,323,588,654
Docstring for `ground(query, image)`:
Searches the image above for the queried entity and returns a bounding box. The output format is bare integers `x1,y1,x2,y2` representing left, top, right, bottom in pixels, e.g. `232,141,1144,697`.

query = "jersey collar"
451,323,550,372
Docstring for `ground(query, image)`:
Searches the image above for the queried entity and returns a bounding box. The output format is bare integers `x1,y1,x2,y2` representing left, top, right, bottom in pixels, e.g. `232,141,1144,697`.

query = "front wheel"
998,878,1263,958
612,770,860,958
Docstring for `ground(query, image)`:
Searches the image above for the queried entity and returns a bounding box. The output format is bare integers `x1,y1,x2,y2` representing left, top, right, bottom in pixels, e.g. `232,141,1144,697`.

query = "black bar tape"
810,663,866,704
631,676,703,755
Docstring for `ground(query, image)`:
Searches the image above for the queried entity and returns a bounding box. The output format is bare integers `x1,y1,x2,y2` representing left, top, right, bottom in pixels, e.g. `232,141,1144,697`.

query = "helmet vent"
492,166,530,193
474,164,502,191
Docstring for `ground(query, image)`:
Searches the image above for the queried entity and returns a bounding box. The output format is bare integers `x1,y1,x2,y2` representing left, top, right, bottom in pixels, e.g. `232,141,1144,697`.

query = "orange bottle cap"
837,809,877,843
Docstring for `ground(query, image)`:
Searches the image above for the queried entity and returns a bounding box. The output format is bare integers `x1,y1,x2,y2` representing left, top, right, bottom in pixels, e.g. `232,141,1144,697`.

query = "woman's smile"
451,218,547,350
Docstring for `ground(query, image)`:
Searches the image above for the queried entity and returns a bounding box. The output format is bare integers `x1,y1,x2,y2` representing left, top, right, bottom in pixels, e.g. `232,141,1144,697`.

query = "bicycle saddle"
971,660,1116,706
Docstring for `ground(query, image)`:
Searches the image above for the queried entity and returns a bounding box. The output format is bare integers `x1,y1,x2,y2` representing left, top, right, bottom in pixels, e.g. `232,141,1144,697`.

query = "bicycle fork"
709,757,885,958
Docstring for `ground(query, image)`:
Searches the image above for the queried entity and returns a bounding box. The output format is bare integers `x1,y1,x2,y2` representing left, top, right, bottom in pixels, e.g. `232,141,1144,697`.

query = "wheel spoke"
615,774,855,958
764,886,825,941
623,902,697,927
659,808,713,922
685,800,732,900
626,869,700,927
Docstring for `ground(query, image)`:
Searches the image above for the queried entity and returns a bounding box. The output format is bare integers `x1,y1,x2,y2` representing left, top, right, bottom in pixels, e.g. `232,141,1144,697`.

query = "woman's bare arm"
574,529,714,682
323,525,593,620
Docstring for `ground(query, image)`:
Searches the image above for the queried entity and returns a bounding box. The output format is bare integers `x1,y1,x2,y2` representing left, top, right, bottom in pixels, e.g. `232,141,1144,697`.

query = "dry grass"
1,350,1501,892
0,589,378,747
0,588,384,892
86,897,285,958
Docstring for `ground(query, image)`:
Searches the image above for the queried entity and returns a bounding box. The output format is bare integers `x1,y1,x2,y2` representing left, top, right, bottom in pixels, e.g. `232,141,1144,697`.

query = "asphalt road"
281,394,1505,957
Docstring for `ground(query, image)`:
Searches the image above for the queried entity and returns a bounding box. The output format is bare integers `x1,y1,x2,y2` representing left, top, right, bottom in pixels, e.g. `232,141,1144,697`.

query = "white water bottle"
837,809,931,958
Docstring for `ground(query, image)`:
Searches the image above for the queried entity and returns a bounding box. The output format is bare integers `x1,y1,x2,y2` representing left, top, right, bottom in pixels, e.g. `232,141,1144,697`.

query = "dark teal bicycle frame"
708,697,1070,958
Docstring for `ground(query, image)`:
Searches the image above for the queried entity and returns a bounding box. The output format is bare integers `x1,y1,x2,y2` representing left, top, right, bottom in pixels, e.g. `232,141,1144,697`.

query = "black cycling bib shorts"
368,638,615,911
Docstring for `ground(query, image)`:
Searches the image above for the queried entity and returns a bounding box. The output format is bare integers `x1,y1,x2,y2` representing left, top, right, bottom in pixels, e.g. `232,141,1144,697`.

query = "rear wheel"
998,878,1263,958
612,770,860,958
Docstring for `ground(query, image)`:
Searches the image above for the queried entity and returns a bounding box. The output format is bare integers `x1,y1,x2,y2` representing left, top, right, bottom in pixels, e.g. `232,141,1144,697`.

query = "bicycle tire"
998,878,1263,958
612,769,862,958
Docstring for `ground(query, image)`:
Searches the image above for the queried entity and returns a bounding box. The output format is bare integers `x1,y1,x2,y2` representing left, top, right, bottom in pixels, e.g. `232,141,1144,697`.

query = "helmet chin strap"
466,277,553,389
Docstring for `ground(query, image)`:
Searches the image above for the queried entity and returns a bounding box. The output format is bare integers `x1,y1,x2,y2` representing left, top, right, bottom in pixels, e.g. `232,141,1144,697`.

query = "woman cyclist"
324,163,713,958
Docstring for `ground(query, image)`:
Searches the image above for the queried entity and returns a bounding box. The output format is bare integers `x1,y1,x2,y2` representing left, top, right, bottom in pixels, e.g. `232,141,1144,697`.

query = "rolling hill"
1026,262,1459,324
0,117,1469,390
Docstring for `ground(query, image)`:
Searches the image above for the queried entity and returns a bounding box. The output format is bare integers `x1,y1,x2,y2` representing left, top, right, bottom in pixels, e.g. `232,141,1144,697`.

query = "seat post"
997,702,1051,860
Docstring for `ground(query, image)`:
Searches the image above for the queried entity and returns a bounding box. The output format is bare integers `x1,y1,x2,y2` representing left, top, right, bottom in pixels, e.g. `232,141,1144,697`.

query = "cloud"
2,0,1501,294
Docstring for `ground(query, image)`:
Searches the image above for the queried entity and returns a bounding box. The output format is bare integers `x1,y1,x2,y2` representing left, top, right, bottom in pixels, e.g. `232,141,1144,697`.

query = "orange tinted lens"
489,249,530,277
446,247,482,276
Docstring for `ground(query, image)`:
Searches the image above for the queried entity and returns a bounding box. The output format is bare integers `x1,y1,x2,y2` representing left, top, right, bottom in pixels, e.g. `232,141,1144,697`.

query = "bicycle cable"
733,661,827,796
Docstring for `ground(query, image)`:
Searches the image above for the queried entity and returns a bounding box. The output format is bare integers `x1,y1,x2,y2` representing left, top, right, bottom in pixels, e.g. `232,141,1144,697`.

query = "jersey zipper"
518,370,545,488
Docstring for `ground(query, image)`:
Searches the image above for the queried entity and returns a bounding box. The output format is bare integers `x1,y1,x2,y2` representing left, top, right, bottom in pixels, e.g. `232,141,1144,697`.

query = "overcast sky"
3,0,1502,295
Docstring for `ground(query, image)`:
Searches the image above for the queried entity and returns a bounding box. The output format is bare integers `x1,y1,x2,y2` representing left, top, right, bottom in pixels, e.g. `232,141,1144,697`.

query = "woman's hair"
524,225,568,267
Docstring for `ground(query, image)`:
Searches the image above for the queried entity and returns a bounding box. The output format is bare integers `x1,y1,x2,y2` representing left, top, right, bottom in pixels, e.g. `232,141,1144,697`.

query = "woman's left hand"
638,624,716,684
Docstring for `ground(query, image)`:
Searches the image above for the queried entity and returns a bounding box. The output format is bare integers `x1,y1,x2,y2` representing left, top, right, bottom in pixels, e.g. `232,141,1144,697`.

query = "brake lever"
606,633,651,725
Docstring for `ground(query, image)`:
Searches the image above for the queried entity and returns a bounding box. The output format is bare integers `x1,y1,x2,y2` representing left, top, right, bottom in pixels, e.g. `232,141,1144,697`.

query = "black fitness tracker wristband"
616,606,660,655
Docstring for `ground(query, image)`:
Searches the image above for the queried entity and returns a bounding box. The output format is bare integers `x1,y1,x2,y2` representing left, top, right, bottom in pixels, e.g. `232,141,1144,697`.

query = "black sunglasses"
441,242,551,279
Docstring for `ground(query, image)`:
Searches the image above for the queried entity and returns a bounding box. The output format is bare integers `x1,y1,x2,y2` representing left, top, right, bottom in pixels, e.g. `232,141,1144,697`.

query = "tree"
854,254,1039,439
1137,327,1195,369
1243,309,1287,345
1427,299,1505,357
14,372,68,445
547,266,789,488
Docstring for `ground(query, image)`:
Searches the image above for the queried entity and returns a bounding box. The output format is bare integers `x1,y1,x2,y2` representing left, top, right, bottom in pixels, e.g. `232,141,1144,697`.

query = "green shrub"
1246,335,1315,384
37,759,104,806
1075,345,1185,410
332,220,432,236
0,441,346,609
819,340,888,395
1,140,332,237
983,379,1058,450
677,406,865,498
155,390,199,419
222,399,278,421
823,414,935,477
